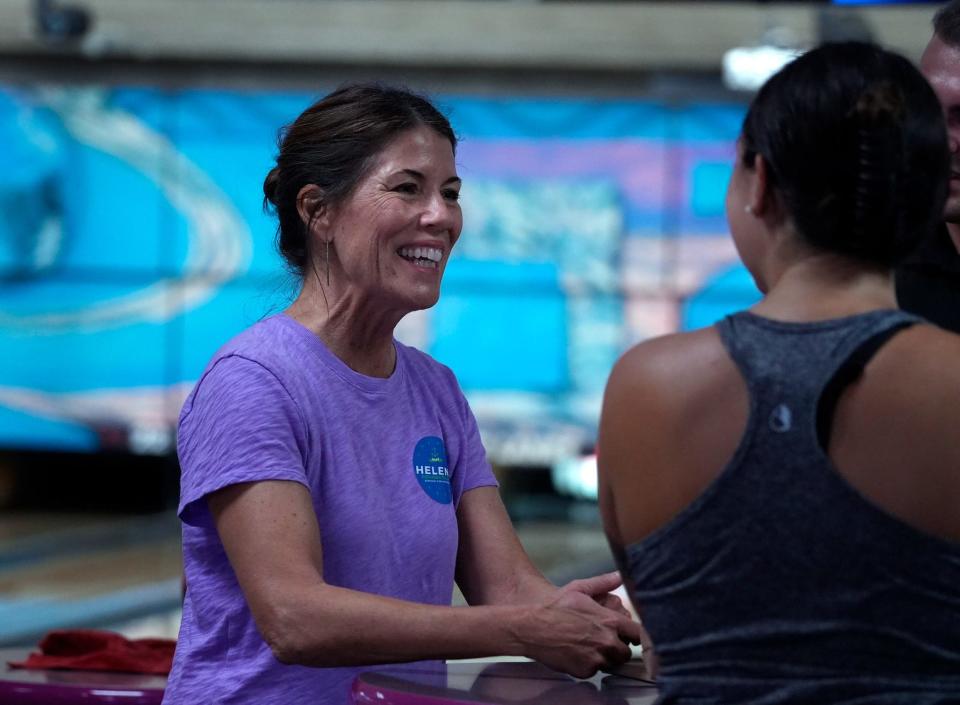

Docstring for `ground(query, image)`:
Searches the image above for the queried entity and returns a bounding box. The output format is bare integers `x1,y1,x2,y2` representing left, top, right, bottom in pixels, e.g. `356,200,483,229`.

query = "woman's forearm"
210,483,640,676
454,486,561,607
260,580,527,666
257,577,639,679
493,568,559,606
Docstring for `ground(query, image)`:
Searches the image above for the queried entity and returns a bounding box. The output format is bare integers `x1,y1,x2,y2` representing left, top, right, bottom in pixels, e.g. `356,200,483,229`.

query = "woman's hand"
514,589,644,679
560,570,631,618
558,572,658,678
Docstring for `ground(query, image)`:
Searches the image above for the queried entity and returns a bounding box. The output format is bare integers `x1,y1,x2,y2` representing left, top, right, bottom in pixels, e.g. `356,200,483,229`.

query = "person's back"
598,42,960,704
604,313,960,703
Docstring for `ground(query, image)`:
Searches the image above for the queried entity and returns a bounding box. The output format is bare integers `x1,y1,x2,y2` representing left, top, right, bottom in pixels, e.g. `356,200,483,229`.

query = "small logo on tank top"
769,403,792,433
412,436,452,504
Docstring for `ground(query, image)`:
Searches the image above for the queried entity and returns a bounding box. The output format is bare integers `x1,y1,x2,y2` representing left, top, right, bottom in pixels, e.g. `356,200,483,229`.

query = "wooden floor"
0,511,183,646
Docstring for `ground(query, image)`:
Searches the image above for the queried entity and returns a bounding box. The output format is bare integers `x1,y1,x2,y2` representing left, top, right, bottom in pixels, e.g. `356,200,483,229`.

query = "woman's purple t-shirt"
163,314,498,705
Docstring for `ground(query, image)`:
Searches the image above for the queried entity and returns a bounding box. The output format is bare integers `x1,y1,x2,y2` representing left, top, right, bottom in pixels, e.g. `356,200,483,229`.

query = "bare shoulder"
831,323,960,541
912,323,960,360
869,324,960,406
607,326,729,399
857,323,960,458
893,322,960,356
600,326,748,544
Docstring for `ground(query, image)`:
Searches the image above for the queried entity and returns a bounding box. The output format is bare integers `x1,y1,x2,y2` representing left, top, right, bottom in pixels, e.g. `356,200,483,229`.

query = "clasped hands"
521,570,652,679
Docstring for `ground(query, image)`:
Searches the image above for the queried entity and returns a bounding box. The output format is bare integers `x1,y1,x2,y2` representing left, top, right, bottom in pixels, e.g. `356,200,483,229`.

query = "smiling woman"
163,84,643,705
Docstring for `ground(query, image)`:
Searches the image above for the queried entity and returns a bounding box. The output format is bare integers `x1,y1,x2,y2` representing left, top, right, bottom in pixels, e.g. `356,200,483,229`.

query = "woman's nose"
421,194,459,231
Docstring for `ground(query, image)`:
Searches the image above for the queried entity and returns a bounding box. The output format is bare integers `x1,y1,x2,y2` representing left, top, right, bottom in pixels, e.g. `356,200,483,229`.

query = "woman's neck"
286,284,402,379
751,251,896,322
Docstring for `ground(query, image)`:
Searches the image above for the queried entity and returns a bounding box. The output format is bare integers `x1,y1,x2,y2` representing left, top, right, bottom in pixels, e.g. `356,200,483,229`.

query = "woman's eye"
394,183,418,194
443,189,461,202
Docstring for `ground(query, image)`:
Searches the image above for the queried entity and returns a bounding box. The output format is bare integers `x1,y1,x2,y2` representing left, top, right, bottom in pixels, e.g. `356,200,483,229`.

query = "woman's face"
323,125,462,313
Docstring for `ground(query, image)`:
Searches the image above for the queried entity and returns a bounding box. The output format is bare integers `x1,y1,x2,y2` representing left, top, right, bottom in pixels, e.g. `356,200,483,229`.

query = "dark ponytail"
849,84,906,263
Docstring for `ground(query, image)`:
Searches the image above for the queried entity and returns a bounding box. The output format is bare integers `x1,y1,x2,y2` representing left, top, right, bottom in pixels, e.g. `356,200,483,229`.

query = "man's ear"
296,184,328,234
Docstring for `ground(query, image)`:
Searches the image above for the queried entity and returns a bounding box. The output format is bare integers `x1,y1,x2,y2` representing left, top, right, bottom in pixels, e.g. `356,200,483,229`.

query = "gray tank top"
623,310,960,704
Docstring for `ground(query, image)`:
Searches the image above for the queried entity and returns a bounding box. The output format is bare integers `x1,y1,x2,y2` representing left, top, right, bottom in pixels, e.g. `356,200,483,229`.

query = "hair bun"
854,82,905,124
263,166,281,209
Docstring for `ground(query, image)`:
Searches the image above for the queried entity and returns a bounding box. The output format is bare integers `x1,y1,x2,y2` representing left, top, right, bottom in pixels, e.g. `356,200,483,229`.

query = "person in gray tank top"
598,42,960,704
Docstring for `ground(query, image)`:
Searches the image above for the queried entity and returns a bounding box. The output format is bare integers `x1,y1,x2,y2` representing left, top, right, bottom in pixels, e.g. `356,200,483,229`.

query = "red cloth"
8,629,175,675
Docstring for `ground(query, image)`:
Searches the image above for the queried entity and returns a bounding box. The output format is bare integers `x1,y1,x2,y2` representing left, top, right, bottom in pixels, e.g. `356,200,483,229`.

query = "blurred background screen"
0,86,757,464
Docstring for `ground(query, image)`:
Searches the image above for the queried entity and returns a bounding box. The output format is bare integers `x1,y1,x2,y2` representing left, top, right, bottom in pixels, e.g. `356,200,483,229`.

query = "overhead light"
722,26,805,93
722,44,803,92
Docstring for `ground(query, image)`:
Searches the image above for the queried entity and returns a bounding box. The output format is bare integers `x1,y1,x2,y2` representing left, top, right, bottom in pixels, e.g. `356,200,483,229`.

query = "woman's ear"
296,184,327,235
749,154,772,217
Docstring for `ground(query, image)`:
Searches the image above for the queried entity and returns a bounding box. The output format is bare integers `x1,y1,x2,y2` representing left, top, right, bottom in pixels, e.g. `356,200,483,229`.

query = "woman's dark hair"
740,41,948,267
263,83,457,275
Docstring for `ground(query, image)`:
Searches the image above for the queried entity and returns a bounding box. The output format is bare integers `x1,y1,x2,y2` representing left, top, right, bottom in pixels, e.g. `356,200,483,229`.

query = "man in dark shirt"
896,0,960,333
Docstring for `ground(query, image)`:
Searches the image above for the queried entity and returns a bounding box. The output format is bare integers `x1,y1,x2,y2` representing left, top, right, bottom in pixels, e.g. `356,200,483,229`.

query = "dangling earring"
325,239,330,286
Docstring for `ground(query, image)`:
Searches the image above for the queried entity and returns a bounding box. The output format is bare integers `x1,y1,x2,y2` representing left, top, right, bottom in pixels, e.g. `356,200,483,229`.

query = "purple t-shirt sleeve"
177,354,311,526
449,374,499,504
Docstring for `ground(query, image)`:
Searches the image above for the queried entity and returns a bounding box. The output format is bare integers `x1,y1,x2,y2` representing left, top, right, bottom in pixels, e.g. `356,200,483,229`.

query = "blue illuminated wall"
0,86,758,460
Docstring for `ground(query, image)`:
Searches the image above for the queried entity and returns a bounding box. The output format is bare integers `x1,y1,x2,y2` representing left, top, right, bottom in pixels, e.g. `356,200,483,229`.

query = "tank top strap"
715,309,921,448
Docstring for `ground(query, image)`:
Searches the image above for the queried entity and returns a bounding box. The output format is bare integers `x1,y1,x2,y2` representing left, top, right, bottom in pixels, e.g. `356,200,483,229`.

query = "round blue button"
412,436,452,504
